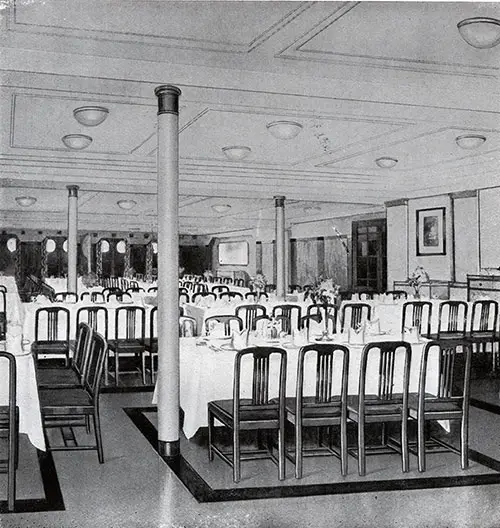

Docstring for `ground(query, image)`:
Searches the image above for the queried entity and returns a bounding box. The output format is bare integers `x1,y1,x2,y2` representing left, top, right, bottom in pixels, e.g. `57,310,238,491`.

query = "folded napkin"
348,326,365,345
254,318,269,337
293,328,308,347
403,326,420,343
232,329,249,350
351,293,360,301
366,318,381,335
207,321,226,338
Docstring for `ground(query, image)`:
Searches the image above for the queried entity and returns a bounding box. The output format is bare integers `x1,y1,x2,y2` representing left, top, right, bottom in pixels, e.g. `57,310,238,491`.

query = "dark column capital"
155,85,182,115
67,185,79,197
274,196,285,208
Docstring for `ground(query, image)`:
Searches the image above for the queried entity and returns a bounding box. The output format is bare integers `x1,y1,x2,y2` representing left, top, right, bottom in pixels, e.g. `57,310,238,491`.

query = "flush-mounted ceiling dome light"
375,157,398,168
73,106,109,126
222,146,251,161
457,17,500,49
212,204,232,213
266,121,303,140
117,199,137,210
62,134,92,150
455,134,487,149
15,196,37,207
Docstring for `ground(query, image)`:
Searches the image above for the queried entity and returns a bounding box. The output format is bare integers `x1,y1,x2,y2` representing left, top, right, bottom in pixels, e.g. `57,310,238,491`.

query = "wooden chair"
107,306,146,385
386,290,408,301
245,291,269,302
306,303,337,335
126,287,145,294
179,316,197,337
401,301,433,338
192,283,208,294
0,291,6,340
285,343,349,478
106,291,133,303
204,315,243,336
80,291,105,303
235,304,267,331
219,291,244,301
0,352,18,511
272,304,302,335
340,303,372,332
234,278,246,287
143,307,157,384
192,292,217,304
54,292,78,303
212,285,230,295
408,340,472,472
467,300,499,371
37,322,93,389
76,306,109,341
432,301,468,340
347,341,412,476
39,332,108,463
208,347,287,482
32,307,71,367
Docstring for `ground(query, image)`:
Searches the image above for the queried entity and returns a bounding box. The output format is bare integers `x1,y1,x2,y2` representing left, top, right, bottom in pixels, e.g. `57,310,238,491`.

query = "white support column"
155,84,181,460
66,185,79,294
275,196,286,299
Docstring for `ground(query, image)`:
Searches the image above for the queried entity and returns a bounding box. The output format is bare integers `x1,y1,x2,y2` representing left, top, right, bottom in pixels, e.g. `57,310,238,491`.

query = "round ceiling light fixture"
222,146,251,161
266,120,303,140
375,157,398,169
73,106,109,126
212,204,232,213
15,196,37,207
455,134,487,150
62,134,92,150
457,17,500,49
117,199,137,210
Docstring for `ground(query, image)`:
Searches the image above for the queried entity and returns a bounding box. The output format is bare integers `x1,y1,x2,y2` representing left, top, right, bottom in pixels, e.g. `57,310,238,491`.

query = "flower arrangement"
250,272,267,292
81,271,99,288
305,276,340,305
408,266,429,297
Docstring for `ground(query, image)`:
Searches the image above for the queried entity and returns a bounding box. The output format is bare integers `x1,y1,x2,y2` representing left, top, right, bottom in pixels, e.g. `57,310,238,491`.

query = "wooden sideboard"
467,274,500,302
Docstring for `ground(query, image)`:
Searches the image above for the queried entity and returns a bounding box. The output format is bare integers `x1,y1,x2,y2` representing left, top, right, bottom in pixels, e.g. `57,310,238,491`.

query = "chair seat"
347,395,404,421
108,339,145,353
143,338,158,353
408,394,462,417
40,387,93,414
37,367,80,388
32,341,69,354
284,396,342,425
208,399,280,429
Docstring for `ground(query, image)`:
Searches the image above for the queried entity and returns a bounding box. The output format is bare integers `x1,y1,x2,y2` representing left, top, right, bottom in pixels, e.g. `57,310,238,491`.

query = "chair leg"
278,423,285,481
114,350,120,386
208,409,214,461
358,420,366,477
340,421,348,477
93,410,104,464
7,423,16,511
401,416,409,473
141,353,147,385
85,416,91,434
295,424,303,479
233,428,240,483
417,415,426,472
461,417,469,470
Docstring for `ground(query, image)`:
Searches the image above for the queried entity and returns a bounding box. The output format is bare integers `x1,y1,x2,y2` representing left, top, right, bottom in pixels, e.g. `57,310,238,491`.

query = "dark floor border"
471,398,500,416
125,406,500,503
0,447,65,514
102,385,154,394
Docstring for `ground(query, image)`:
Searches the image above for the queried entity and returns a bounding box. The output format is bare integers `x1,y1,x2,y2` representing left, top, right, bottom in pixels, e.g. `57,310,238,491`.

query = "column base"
158,439,180,461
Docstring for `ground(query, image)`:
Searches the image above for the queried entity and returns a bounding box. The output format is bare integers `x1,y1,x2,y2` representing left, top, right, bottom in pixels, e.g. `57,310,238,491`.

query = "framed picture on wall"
416,207,446,255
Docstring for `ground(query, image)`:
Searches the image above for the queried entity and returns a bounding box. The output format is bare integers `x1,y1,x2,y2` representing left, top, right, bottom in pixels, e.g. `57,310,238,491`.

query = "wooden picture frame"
416,207,446,256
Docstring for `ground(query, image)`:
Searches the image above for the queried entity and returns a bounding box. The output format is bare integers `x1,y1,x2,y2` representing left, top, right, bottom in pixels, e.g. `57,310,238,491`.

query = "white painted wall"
479,187,500,270
454,195,479,281
386,203,408,288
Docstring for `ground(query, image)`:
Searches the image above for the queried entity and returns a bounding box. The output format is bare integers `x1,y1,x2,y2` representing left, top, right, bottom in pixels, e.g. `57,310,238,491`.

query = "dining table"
153,332,439,440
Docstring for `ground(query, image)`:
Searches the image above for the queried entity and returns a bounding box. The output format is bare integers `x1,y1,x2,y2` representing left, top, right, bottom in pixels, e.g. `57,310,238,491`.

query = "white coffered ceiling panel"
0,1,499,235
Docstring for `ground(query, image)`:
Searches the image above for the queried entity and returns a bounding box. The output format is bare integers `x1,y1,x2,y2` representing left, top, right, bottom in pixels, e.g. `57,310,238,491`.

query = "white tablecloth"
154,334,438,439
0,341,45,451
0,276,25,326
22,300,154,343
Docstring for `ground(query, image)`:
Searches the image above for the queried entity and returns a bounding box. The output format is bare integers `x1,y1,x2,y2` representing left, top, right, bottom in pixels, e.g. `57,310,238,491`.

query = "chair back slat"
341,303,371,331
35,307,70,342
471,300,498,334
438,301,468,337
77,306,109,340
73,322,93,375
235,304,267,331
84,332,108,396
401,301,432,336
114,306,145,340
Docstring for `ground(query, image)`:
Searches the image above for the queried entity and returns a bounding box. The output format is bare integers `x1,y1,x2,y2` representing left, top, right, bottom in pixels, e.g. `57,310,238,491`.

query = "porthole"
45,239,56,253
116,240,126,254
6,237,17,253
100,240,109,253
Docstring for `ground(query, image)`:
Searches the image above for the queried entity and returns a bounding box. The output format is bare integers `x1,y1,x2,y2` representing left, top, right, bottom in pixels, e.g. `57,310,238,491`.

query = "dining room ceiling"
0,1,499,236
